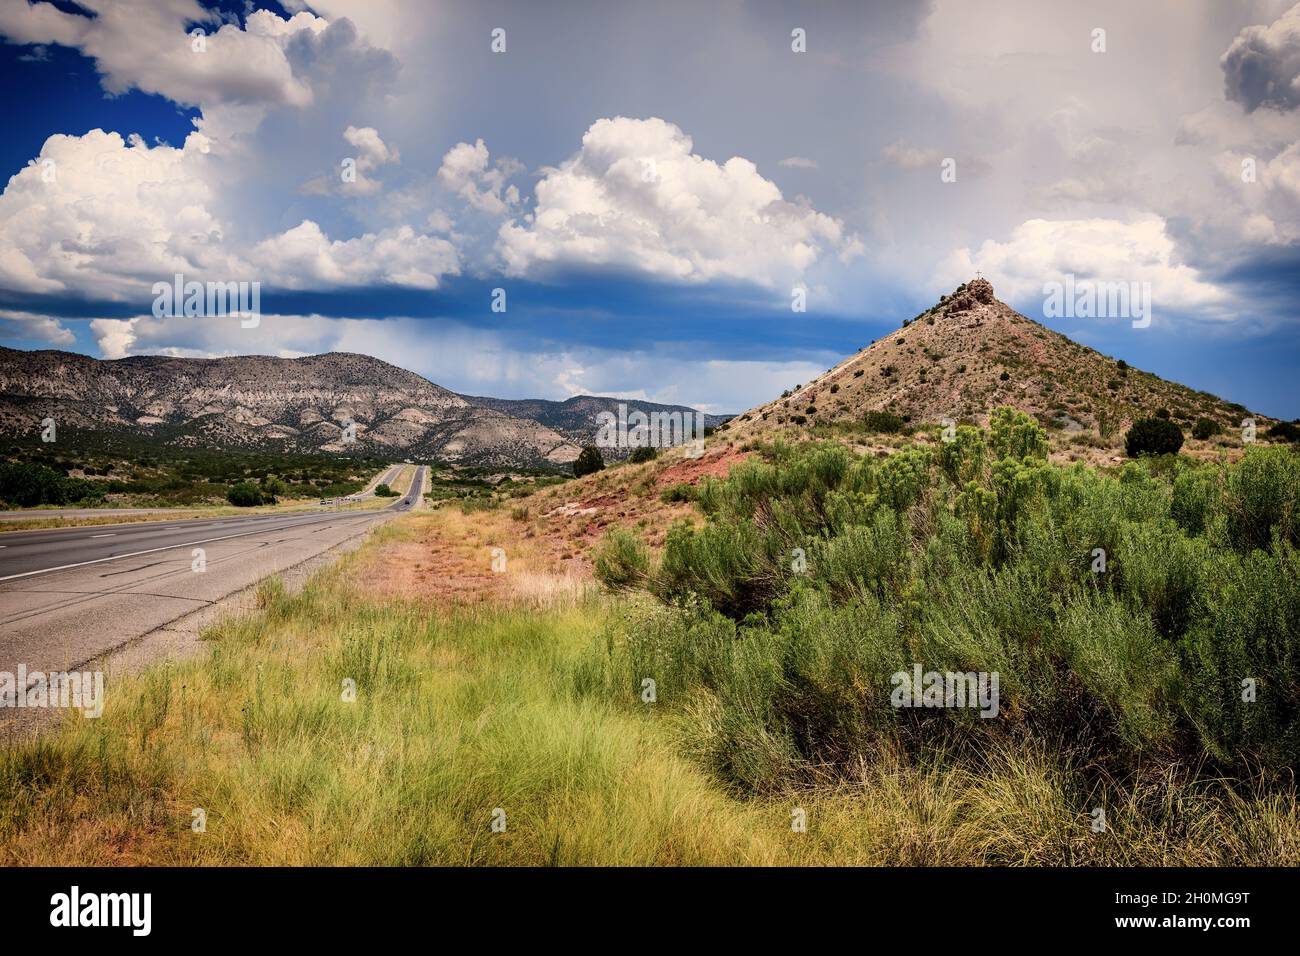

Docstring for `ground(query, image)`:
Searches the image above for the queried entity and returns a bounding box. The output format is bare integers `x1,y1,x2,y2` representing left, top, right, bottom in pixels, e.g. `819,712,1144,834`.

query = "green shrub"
590,432,1300,789
1221,446,1300,552
593,528,651,591
1125,417,1184,458
1265,421,1300,443
1113,518,1205,637
0,462,103,507
373,483,398,497
660,482,696,503
1050,590,1177,751
813,509,911,602
1170,464,1218,537
1192,417,1222,440
1179,542,1300,768
226,482,263,507
653,518,780,618
574,446,605,478
876,445,932,511
862,410,904,434
989,406,1048,461
938,425,987,486
628,446,657,463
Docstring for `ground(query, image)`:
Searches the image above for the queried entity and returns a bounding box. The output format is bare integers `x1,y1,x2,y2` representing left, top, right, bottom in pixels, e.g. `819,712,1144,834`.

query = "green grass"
2,563,1294,864
0,541,780,865
5,428,1299,865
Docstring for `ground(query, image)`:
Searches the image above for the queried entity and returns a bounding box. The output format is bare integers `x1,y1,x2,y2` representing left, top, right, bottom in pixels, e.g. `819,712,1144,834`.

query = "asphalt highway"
0,465,422,581
0,466,425,712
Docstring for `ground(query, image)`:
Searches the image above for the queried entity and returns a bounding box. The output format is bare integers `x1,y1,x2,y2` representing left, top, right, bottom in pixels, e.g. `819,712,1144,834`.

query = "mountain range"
0,347,725,468
464,394,731,454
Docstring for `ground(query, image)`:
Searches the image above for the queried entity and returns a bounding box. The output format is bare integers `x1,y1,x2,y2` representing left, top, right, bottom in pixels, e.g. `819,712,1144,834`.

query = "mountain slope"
0,348,579,468
462,393,731,458
726,278,1268,455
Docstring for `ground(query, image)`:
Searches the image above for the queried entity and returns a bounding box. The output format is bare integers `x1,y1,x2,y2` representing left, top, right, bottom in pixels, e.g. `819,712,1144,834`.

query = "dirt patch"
355,444,752,608
364,533,504,605
355,509,592,608
653,445,749,487
523,445,752,554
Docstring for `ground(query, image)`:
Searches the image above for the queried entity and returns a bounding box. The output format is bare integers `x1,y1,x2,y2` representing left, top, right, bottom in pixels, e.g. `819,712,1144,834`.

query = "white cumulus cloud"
251,220,459,290
0,309,76,346
1221,3,1300,113
0,127,459,302
0,1,330,108
940,217,1230,322
496,117,856,288
0,129,231,301
437,139,521,215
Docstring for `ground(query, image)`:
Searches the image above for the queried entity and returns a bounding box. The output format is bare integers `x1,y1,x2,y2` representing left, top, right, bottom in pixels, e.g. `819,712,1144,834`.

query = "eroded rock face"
948,278,996,313
967,277,995,303
0,348,580,468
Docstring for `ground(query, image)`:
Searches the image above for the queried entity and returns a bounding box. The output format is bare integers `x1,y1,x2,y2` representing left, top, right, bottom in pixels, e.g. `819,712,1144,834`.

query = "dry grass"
350,507,593,608
3,504,1294,866
0,525,777,866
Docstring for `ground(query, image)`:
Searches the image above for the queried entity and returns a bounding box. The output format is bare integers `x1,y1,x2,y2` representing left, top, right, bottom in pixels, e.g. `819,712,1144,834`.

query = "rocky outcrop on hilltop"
725,278,1265,452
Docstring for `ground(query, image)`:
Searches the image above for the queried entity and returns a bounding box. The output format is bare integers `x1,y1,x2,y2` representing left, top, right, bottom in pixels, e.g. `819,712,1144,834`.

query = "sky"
0,0,1297,417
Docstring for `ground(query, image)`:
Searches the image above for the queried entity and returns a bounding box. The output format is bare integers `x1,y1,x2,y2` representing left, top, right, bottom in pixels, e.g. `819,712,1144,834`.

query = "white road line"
90,533,116,538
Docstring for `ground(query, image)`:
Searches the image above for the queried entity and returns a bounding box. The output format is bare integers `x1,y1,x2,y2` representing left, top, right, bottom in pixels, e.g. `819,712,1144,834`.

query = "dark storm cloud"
1220,3,1300,112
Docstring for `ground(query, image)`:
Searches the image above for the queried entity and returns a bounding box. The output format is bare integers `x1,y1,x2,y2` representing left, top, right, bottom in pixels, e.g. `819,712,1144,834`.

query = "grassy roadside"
2,508,1295,865
0,519,775,865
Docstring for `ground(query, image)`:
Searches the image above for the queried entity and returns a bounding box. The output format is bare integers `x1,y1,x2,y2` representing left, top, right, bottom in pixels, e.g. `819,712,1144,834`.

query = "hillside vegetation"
725,279,1270,462
594,410,1300,803
0,347,578,468
0,445,388,508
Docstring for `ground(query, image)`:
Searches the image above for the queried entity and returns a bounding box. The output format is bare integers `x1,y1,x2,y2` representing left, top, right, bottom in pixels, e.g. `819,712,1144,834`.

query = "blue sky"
0,0,1297,417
